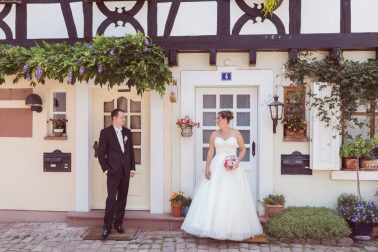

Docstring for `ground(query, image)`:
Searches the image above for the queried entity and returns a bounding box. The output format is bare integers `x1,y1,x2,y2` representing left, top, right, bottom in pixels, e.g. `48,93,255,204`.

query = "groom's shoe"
101,227,111,239
114,224,125,234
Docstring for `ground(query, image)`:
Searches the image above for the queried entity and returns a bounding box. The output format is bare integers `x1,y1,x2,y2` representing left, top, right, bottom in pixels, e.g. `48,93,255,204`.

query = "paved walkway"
0,223,378,251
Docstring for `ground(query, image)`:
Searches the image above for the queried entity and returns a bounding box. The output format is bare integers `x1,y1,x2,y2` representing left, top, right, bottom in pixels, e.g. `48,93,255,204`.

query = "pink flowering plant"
176,115,200,128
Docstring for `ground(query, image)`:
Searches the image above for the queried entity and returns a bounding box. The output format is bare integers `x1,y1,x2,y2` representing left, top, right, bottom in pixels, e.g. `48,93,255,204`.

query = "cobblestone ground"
1,223,378,252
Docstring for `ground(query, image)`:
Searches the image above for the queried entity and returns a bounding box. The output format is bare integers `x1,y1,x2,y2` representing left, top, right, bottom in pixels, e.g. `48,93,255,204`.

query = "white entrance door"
92,87,150,210
195,88,259,203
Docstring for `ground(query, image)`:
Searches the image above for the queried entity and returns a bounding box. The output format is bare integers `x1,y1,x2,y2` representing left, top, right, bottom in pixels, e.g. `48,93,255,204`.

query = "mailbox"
281,151,311,175
43,149,71,172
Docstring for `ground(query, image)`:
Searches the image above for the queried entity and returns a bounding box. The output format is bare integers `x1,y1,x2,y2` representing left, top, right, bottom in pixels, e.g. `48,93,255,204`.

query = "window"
345,104,377,139
51,91,67,133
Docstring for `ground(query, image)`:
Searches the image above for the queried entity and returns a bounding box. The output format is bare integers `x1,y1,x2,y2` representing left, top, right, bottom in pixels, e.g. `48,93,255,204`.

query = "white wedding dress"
181,136,263,241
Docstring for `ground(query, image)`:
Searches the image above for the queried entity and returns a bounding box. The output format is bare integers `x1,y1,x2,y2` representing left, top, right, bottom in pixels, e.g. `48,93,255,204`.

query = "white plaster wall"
167,50,378,213
351,0,378,33
0,78,76,211
301,0,340,34
27,4,69,39
0,5,15,39
171,2,217,36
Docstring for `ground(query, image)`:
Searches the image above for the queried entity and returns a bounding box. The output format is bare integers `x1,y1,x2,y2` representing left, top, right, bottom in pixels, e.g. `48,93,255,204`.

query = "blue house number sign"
221,72,232,81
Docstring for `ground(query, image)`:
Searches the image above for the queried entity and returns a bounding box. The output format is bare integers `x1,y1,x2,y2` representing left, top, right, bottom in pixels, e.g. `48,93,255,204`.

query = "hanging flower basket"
176,115,200,137
181,127,193,137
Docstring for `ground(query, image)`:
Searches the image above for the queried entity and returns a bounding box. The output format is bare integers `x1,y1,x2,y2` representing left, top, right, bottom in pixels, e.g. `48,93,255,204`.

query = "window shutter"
310,82,341,170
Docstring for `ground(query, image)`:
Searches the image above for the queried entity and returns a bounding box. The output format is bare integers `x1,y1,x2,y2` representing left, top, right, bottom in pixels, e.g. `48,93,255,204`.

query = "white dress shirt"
113,125,125,153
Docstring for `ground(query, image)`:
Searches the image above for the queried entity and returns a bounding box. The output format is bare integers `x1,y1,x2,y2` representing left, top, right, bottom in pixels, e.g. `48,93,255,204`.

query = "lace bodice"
214,136,238,156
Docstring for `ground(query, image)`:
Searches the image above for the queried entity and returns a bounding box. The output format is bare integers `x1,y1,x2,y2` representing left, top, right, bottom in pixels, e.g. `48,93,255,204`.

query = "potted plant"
48,118,68,137
282,112,307,138
337,193,378,237
340,137,366,170
182,196,192,217
261,194,285,218
360,136,378,171
170,191,185,217
176,115,200,137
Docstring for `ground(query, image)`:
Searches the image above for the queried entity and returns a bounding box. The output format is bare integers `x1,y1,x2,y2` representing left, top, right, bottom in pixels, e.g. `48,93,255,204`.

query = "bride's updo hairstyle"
218,110,234,123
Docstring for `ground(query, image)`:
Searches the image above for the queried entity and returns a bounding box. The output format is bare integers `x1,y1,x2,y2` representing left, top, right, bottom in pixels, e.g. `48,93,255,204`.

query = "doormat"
81,227,140,241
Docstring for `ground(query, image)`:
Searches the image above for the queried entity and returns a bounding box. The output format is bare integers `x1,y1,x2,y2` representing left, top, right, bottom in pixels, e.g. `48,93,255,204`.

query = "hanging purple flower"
109,48,115,56
97,65,103,74
22,63,30,74
143,38,150,46
143,47,149,53
35,68,43,80
79,66,85,76
25,73,31,81
67,70,73,85
87,44,94,50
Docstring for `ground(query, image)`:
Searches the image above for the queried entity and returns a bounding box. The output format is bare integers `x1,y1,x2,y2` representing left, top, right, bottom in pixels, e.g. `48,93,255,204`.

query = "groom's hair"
111,108,125,119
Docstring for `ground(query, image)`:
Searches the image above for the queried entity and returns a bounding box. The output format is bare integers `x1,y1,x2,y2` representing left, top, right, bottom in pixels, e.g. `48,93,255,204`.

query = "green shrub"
265,207,352,240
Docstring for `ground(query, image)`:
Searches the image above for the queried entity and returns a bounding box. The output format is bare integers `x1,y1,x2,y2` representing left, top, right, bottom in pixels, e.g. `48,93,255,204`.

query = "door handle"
93,141,99,158
252,141,256,157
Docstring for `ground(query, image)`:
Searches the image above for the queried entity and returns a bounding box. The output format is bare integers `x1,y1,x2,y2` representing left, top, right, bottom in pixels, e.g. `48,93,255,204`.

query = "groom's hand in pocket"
205,168,211,180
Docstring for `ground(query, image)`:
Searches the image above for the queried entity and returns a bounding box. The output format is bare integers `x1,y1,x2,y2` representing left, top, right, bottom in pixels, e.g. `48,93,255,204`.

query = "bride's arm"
205,132,216,179
236,131,246,164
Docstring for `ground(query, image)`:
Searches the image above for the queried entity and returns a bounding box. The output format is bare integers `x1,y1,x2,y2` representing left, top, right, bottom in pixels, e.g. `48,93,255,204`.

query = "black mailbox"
43,149,71,172
281,151,311,175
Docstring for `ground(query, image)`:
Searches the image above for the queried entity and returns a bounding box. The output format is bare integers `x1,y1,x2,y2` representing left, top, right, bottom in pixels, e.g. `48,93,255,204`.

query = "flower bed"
265,207,352,245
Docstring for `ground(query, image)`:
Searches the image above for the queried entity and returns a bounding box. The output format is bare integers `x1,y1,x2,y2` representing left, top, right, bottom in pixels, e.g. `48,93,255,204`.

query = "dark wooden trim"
289,48,298,62
340,0,351,33
371,106,376,138
3,33,378,51
289,0,301,34
168,50,177,66
249,49,256,65
0,4,12,39
147,0,157,37
60,2,78,39
376,48,378,60
217,0,230,36
152,33,378,51
15,2,26,40
209,48,216,65
83,1,93,39
331,47,341,61
164,1,180,37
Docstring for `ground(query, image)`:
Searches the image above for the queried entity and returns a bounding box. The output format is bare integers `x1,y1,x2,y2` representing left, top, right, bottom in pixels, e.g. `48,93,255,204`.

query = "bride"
181,110,263,241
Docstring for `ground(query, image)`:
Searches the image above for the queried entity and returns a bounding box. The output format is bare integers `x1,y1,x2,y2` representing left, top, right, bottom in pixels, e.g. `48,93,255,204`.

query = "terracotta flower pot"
285,130,305,138
343,158,358,170
360,159,378,170
265,205,284,218
171,201,183,217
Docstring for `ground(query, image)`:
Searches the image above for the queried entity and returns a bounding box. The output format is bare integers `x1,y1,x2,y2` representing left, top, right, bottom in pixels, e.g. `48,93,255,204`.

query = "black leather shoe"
101,227,111,239
114,225,125,234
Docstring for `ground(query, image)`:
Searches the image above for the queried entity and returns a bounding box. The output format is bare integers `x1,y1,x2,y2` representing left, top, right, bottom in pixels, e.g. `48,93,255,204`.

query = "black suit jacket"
98,126,136,175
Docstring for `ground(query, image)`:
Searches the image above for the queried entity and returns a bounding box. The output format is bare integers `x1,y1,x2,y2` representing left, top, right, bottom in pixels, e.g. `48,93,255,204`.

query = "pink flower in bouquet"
224,155,238,171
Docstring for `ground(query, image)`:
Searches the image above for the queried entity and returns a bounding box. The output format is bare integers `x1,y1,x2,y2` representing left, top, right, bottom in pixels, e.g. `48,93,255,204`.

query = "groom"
98,108,136,239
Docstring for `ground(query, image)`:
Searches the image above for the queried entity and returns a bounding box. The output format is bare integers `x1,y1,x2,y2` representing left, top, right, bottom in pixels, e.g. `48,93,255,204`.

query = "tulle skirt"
181,154,263,241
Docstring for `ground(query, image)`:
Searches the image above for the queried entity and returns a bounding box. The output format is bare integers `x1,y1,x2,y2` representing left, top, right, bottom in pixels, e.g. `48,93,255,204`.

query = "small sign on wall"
221,72,232,81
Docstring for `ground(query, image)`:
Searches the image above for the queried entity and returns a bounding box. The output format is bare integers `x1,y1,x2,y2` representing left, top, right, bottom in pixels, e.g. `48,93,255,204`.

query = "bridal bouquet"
224,155,238,171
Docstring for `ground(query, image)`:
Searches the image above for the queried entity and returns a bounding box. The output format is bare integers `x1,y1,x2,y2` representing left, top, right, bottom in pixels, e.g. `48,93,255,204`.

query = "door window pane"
203,112,216,126
237,112,250,126
220,95,233,108
203,95,216,108
237,95,250,108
